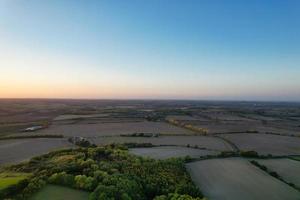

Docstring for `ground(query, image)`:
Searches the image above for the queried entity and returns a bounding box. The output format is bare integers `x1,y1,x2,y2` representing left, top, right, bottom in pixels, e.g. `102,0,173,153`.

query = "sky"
0,0,300,101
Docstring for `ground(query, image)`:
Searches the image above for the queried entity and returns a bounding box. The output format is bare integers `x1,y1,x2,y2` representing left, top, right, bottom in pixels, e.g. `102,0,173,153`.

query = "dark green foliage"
269,171,279,178
90,174,144,200
219,151,237,157
250,160,267,171
0,179,29,199
123,142,154,148
68,137,96,147
18,177,47,199
3,145,203,200
76,140,94,147
240,151,259,158
48,172,75,187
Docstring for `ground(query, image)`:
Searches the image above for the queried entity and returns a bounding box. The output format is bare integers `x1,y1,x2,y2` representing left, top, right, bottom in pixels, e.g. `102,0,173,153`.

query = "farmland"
252,158,300,187
130,146,219,159
0,99,300,199
91,135,233,151
21,121,195,137
219,133,300,155
53,114,110,121
29,185,89,200
186,158,300,200
0,138,74,165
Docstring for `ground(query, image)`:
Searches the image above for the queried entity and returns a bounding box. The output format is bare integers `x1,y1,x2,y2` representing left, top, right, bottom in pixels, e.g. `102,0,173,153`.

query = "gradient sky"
1,0,300,101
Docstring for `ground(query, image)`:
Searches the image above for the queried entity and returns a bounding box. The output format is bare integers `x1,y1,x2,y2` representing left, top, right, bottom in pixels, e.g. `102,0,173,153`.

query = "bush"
74,175,96,191
48,172,75,187
269,171,279,178
90,174,144,200
20,177,46,198
240,151,258,158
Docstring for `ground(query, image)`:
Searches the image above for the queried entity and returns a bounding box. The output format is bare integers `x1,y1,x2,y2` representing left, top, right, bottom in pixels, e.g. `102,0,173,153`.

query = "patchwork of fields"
1,100,300,199
186,158,300,200
31,121,195,137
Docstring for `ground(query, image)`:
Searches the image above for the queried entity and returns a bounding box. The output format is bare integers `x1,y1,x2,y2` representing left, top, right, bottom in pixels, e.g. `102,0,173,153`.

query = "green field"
30,185,89,200
290,156,300,161
0,172,30,190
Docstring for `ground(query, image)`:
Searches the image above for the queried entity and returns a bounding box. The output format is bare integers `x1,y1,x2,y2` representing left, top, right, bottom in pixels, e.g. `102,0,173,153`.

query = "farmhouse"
23,126,43,132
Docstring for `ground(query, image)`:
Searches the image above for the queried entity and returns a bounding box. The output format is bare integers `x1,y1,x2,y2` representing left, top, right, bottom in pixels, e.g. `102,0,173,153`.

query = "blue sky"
1,0,299,101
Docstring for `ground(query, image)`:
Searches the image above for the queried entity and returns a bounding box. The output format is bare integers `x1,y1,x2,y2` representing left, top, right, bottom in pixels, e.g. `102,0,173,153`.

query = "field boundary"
250,160,300,192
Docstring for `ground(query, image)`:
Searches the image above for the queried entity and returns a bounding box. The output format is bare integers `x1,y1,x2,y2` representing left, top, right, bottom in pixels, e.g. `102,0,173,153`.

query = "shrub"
240,151,258,158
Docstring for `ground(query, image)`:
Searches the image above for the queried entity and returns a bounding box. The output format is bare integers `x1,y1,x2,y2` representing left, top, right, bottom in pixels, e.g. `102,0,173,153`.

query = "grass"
29,184,89,200
0,172,30,190
186,158,300,200
290,156,300,161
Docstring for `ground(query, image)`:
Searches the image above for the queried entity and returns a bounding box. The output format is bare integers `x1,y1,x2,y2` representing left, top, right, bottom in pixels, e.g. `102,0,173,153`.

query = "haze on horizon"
0,0,299,101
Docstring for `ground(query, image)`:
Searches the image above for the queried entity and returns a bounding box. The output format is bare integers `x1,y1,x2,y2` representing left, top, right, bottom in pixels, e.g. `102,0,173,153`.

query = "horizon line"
0,97,299,104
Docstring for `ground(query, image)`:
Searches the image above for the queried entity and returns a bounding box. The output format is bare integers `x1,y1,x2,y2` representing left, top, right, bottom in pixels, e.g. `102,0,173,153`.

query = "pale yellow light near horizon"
1,39,290,100
0,44,207,99
0,49,279,100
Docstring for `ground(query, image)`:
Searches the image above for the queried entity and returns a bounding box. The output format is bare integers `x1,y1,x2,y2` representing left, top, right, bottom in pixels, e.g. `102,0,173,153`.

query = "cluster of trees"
166,119,208,135
239,150,259,158
123,142,154,148
48,172,96,191
0,176,47,199
3,145,205,200
240,150,275,158
68,137,96,147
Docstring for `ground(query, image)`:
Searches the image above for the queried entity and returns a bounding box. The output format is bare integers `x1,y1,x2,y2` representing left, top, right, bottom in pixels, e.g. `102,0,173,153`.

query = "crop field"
200,112,253,121
291,156,300,161
166,115,203,121
130,146,219,159
188,121,255,134
0,138,74,165
241,114,282,121
265,120,300,135
53,114,110,121
186,158,300,200
219,133,300,155
30,185,89,200
52,117,144,125
253,158,300,187
0,172,30,190
91,135,233,151
185,120,295,135
30,121,194,137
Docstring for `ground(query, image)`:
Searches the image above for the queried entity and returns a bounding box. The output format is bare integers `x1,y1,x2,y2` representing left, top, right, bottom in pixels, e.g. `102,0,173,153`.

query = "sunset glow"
1,0,299,101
